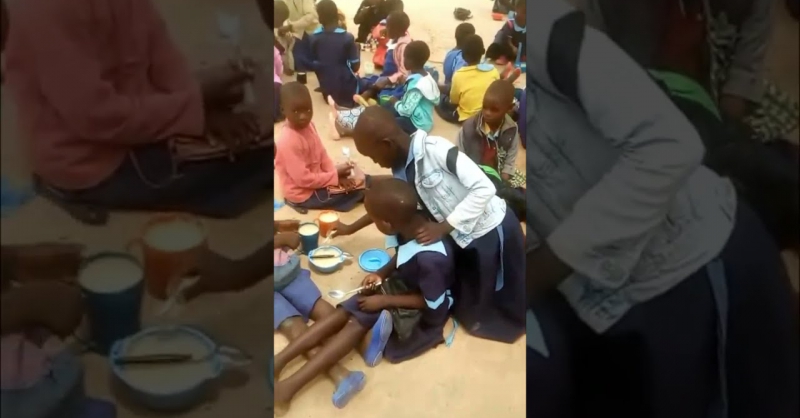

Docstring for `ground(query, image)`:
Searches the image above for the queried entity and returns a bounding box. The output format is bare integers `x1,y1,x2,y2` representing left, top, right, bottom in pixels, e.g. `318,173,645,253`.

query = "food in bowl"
310,247,341,269
118,331,216,394
79,255,142,293
144,220,205,252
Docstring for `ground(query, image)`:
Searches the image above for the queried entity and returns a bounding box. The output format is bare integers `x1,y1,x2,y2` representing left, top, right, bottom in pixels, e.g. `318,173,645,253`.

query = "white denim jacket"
401,131,507,248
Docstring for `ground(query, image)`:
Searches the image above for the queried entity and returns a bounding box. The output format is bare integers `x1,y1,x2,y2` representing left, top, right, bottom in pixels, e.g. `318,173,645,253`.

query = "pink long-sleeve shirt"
274,47,283,84
275,122,338,203
4,0,205,190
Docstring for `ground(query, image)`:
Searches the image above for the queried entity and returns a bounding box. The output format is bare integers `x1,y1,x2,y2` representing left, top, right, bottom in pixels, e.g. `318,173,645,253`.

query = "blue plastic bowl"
358,248,391,273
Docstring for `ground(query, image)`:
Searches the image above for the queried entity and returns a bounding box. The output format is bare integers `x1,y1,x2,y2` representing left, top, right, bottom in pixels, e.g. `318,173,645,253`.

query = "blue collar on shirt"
385,235,448,268
477,62,495,72
510,17,526,34
313,26,347,34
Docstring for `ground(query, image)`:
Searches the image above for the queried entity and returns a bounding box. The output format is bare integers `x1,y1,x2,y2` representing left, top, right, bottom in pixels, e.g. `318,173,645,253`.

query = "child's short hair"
280,81,310,105
365,179,418,224
386,0,404,13
461,34,485,63
387,11,410,34
316,0,339,26
404,41,431,68
485,80,517,107
455,23,476,47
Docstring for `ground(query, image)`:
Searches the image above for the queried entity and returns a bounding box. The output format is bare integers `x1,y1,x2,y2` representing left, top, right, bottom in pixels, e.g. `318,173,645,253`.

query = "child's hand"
330,221,356,238
275,219,301,233
336,163,354,176
182,249,242,301
415,221,451,245
357,295,386,312
6,243,85,284
501,173,511,182
275,232,301,250
373,77,391,90
23,281,84,337
360,274,382,293
277,25,292,36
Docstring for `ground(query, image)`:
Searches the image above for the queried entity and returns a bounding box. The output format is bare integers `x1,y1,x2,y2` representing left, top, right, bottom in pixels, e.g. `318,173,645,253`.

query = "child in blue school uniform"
357,11,412,104
310,0,361,108
273,179,457,409
335,106,527,344
442,23,475,87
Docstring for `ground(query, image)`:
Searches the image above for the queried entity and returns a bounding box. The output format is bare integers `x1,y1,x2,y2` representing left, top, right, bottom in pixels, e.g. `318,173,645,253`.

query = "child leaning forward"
273,179,457,409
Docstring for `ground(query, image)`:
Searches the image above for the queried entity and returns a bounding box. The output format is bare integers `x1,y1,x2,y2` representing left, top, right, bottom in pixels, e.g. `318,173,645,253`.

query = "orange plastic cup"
128,214,207,300
318,211,339,239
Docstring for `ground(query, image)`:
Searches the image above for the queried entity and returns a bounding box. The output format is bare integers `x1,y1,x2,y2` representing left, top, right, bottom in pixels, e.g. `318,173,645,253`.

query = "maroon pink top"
4,0,205,190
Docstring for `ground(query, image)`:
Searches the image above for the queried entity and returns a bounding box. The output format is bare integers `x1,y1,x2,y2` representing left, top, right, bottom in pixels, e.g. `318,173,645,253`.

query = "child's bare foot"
327,96,341,140
353,94,370,108
274,383,292,417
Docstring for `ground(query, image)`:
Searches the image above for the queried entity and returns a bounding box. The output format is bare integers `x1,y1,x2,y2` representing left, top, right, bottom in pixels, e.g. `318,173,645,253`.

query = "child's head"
403,41,430,72
364,179,419,235
273,0,289,29
482,80,516,128
316,0,339,27
454,23,476,48
514,0,526,27
386,11,410,39
352,107,407,169
280,82,313,130
461,34,485,65
386,0,404,13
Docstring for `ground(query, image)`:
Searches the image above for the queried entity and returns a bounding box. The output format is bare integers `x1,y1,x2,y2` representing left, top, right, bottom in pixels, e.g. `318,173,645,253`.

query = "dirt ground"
0,0,797,417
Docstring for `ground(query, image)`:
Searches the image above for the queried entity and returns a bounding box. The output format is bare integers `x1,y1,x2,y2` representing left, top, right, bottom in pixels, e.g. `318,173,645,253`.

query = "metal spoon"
328,286,366,300
328,279,383,300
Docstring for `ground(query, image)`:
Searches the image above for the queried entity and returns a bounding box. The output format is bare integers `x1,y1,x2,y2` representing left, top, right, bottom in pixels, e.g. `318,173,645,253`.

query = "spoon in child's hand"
328,284,369,300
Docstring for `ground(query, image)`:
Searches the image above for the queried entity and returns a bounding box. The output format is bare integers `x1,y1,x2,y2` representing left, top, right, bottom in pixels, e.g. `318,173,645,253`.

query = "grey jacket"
528,0,736,332
456,114,520,176
574,0,772,102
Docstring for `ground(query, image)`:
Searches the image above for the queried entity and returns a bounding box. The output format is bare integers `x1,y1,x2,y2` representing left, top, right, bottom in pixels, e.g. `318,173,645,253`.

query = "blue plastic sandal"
332,371,367,408
364,310,393,367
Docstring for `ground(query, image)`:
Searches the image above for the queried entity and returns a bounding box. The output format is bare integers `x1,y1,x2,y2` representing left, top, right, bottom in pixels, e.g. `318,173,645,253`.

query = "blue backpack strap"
546,10,586,111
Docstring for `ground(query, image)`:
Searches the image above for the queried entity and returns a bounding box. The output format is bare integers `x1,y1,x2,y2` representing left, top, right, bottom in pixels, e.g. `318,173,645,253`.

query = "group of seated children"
274,0,527,209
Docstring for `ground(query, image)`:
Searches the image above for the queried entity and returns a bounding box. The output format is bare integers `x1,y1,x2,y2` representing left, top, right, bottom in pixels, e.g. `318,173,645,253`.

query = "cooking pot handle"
217,345,252,368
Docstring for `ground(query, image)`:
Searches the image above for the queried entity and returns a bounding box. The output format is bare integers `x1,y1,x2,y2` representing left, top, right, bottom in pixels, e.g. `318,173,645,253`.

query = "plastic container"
78,253,144,355
308,246,351,274
128,214,208,300
358,248,391,273
109,326,250,412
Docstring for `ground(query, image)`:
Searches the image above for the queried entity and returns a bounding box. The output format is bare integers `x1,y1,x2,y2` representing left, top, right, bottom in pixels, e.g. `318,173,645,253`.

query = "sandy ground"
0,0,797,417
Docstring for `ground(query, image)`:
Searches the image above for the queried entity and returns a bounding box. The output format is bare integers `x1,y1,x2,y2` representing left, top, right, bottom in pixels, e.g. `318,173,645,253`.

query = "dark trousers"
528,201,799,418
56,143,273,219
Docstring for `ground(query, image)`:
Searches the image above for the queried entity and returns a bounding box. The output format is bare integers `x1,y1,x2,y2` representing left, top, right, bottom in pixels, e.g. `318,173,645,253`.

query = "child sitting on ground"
380,41,440,134
310,0,361,108
272,231,367,413
271,1,295,76
358,11,412,103
443,23,475,86
273,179,457,410
436,34,499,124
274,82,364,213
369,0,404,69
456,80,524,189
486,0,526,65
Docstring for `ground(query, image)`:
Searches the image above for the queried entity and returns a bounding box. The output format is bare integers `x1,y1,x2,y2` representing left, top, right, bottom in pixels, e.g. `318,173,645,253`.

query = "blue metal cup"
298,222,320,254
78,253,144,356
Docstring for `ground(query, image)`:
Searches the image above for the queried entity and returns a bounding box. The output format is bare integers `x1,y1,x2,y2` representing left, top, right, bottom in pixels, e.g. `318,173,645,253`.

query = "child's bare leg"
326,96,342,140
274,307,350,377
274,320,370,410
277,317,351,382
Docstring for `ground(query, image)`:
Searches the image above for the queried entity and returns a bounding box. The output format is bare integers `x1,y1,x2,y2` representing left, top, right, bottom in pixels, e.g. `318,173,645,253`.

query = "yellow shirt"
450,64,500,121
